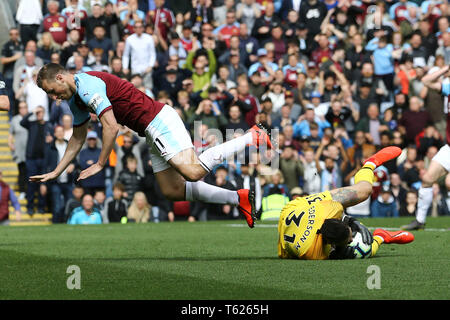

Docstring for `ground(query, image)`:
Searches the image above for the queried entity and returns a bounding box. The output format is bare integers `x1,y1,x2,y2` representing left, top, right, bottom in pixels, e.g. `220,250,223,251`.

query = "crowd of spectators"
2,0,450,225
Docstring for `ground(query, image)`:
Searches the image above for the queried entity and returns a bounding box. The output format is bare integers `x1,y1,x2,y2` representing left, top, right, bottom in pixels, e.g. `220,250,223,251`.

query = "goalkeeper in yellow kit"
278,147,414,260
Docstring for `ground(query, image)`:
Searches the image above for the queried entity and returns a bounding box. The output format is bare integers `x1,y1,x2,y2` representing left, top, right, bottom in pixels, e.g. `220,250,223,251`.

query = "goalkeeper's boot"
250,123,273,150
363,146,402,169
237,189,256,228
373,229,415,244
401,219,425,231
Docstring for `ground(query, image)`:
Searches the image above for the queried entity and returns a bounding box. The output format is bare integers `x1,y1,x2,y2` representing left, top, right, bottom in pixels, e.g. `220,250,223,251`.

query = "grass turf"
0,217,449,300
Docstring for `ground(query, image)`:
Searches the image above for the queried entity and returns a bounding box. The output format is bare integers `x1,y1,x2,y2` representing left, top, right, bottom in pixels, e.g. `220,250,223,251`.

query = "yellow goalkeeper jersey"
278,191,344,260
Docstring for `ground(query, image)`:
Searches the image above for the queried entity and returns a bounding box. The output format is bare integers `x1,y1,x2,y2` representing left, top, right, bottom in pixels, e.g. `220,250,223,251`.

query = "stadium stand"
1,0,450,226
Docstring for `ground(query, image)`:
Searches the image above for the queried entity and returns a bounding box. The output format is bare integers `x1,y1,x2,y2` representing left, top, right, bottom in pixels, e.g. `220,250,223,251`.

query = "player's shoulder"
75,71,112,87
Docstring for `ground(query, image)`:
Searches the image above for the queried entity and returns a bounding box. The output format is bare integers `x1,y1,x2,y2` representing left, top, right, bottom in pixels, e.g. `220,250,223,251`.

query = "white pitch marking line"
225,224,450,232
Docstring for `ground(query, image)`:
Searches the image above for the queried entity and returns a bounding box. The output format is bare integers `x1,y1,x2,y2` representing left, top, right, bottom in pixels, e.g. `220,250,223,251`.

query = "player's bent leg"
331,146,402,209
196,132,253,172
157,161,256,227
445,173,450,190
155,165,239,204
370,229,414,257
155,167,188,201
195,123,273,173
357,229,414,258
145,104,206,182
403,159,447,230
370,235,383,258
168,148,208,182
421,159,447,188
373,229,414,244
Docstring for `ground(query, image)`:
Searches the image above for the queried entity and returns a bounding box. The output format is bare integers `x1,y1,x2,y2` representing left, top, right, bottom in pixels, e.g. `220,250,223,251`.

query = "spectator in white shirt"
13,41,44,76
13,50,41,99
15,0,43,46
301,147,323,194
122,21,156,89
15,69,49,121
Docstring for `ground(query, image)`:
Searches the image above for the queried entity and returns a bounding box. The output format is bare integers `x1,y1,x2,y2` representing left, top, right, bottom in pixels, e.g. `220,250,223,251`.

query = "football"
349,232,372,259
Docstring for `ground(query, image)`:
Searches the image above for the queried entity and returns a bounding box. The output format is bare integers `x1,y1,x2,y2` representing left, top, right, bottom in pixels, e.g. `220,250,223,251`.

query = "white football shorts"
144,104,194,173
431,144,450,172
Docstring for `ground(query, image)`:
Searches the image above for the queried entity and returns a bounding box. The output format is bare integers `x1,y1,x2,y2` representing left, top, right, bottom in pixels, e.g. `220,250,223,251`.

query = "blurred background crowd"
1,0,450,225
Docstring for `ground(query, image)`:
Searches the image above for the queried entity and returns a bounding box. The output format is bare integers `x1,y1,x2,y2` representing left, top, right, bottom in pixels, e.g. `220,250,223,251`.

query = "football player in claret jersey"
278,147,414,260
402,65,450,230
31,63,275,228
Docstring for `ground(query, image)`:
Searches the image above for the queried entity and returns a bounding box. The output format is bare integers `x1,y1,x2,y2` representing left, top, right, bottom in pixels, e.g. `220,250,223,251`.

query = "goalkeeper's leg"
330,146,401,208
370,229,415,257
370,235,383,257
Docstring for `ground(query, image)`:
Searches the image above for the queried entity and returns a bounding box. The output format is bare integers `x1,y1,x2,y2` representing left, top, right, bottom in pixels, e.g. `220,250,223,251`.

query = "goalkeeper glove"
342,215,373,245
329,246,356,260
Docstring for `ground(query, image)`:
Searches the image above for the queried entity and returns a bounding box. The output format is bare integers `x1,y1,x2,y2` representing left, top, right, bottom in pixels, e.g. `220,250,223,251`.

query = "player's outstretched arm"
329,181,372,209
30,121,89,182
78,109,118,181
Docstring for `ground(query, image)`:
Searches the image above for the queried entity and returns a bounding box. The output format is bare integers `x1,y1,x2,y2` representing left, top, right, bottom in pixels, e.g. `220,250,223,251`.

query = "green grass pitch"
0,217,449,300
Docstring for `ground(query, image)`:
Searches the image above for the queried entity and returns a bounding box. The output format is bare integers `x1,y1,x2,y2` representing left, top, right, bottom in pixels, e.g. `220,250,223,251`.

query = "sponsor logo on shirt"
88,93,103,113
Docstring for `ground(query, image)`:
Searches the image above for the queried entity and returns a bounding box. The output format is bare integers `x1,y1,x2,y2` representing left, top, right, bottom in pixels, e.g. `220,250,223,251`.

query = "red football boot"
237,189,256,228
373,228,415,244
250,123,273,150
363,146,402,169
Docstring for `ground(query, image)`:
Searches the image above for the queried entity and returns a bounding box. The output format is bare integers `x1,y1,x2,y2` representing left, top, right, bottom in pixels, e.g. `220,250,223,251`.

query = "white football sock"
416,186,433,224
198,132,253,171
185,181,239,205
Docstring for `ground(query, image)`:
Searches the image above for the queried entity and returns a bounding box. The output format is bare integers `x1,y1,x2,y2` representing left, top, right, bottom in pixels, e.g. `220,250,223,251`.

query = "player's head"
37,63,73,101
318,219,352,246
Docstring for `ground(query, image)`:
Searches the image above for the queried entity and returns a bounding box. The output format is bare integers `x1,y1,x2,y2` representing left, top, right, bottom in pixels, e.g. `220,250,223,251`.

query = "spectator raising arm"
206,47,217,78
122,39,131,74
422,65,449,92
